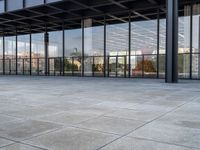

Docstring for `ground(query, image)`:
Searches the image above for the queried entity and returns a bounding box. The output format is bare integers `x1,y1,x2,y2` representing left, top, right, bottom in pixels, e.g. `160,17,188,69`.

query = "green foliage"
64,59,78,71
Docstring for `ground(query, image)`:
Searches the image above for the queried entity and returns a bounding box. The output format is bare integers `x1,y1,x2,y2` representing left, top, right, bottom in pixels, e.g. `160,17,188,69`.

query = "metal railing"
0,53,199,79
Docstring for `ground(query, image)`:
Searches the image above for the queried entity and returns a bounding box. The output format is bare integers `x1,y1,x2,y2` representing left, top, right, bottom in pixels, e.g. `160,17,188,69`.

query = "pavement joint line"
129,136,200,150
0,142,47,150
20,126,65,142
96,95,199,150
0,143,16,149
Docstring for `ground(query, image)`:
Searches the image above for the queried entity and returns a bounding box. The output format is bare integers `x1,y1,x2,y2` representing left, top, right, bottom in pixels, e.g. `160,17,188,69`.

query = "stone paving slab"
24,127,119,150
0,76,199,150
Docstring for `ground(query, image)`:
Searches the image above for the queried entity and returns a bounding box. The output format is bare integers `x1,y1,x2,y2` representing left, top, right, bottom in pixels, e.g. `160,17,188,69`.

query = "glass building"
0,0,199,82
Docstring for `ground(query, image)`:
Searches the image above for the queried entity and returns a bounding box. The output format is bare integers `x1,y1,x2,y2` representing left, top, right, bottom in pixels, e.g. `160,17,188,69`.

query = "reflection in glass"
7,0,23,11
26,0,44,7
65,28,82,76
48,31,63,75
144,55,157,78
107,22,128,77
84,19,104,76
0,0,5,13
131,19,157,77
17,35,30,75
131,55,143,78
5,36,16,74
178,5,190,79
31,33,45,75
192,3,200,79
159,18,166,78
108,56,117,77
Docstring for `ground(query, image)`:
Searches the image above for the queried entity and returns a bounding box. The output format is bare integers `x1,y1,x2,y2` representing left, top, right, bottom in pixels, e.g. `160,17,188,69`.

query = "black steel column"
30,28,32,75
128,12,131,78
3,33,5,75
104,15,106,77
190,4,193,79
16,29,18,75
82,19,84,77
157,9,160,78
44,31,49,76
62,24,65,76
166,0,178,83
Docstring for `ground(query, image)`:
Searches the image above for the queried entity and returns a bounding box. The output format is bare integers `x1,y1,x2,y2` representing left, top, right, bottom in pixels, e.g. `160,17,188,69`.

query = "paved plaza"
0,76,199,150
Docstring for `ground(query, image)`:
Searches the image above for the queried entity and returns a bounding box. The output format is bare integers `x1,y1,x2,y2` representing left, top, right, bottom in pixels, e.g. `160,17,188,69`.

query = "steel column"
166,0,178,83
30,28,32,75
44,31,49,76
16,29,18,75
82,19,84,77
128,12,131,78
62,24,65,76
190,4,193,79
104,15,106,77
157,9,160,78
3,33,5,75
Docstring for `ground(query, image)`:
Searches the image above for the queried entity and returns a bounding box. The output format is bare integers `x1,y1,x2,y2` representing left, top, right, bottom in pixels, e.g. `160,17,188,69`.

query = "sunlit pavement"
0,76,199,150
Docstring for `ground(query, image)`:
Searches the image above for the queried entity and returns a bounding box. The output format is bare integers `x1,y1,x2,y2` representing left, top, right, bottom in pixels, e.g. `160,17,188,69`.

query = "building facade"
0,0,199,82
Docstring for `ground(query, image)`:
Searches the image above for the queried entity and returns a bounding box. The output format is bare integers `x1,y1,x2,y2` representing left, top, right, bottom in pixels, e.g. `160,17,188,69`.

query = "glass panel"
131,19,157,55
131,15,157,77
64,57,73,76
0,0,5,13
131,55,143,78
7,0,23,11
5,36,16,74
144,55,157,78
159,18,166,55
17,35,30,75
106,18,128,77
117,56,127,77
65,27,82,76
159,54,165,78
108,56,117,77
48,31,63,75
159,18,166,78
26,0,44,7
0,37,3,74
192,3,200,79
178,5,190,79
179,5,190,54
84,19,104,76
178,53,190,79
107,23,128,56
93,56,104,76
46,0,60,3
32,33,45,75
48,58,62,76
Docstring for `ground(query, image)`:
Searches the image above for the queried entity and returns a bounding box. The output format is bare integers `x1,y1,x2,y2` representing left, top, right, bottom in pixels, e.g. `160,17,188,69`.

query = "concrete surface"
0,76,199,150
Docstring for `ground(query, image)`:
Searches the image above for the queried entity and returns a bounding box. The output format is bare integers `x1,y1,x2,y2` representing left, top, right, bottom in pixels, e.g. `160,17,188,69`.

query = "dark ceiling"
0,0,197,36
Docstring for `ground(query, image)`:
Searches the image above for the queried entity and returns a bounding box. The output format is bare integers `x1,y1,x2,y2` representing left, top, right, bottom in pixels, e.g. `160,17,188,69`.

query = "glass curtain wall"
48,31,63,75
17,35,30,75
84,19,104,77
64,25,82,76
159,15,166,78
0,0,5,13
106,16,129,77
26,0,44,7
5,36,16,75
131,14,158,78
7,0,23,11
192,3,200,79
178,5,190,79
31,33,45,75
